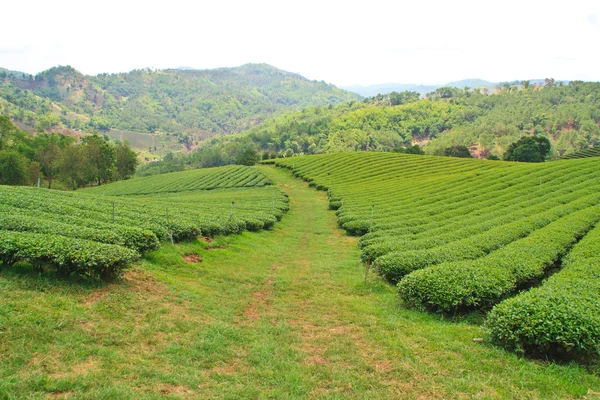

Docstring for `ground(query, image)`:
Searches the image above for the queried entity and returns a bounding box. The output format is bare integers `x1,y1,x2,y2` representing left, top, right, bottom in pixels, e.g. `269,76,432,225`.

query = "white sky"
1,0,599,86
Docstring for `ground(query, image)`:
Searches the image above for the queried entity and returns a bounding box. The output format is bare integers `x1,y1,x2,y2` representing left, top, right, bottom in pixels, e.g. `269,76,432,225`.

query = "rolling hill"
0,64,360,139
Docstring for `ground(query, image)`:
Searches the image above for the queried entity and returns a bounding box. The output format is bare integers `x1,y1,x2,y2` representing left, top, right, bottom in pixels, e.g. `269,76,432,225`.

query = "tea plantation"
276,152,600,361
0,166,288,280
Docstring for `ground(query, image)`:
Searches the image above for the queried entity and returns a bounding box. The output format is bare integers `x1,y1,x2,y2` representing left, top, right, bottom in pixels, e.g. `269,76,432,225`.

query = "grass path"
0,165,599,399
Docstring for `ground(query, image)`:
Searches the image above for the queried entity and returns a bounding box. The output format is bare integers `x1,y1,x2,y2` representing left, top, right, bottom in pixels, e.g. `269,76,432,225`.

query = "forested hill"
0,64,360,137
231,80,600,159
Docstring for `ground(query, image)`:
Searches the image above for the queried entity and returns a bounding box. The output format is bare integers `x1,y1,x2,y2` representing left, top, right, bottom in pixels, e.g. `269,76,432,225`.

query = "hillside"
0,64,360,139
1,155,600,397
277,152,600,361
213,80,600,159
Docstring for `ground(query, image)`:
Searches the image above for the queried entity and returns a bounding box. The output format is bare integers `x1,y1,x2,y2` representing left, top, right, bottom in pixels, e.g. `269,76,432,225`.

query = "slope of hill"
276,152,600,361
223,80,600,159
1,157,599,397
0,64,360,138
0,165,288,279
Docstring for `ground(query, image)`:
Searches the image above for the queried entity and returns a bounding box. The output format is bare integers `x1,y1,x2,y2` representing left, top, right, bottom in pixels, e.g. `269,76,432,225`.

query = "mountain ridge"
0,63,360,141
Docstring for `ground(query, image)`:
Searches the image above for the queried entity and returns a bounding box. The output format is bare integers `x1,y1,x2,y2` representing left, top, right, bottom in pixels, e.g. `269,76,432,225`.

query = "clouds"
0,0,599,85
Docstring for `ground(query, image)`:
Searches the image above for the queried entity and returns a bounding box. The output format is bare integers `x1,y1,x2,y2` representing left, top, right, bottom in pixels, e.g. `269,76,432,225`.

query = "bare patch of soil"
158,384,194,397
183,253,202,263
205,245,225,251
242,278,274,320
48,356,98,380
122,269,169,297
81,290,108,306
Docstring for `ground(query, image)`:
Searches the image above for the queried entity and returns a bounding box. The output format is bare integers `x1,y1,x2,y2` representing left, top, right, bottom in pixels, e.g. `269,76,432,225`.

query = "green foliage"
0,230,138,281
442,145,472,158
0,150,29,185
397,204,600,313
560,147,600,159
115,142,138,180
235,146,260,166
0,118,139,189
0,213,159,253
1,64,360,136
275,152,600,363
392,144,424,155
0,166,288,279
486,222,600,362
504,136,551,162
81,134,116,184
86,165,272,196
276,152,600,283
214,81,600,163
389,90,420,106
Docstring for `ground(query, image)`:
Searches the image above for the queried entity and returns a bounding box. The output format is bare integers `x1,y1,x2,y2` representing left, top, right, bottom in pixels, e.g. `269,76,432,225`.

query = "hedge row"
0,213,159,253
397,205,600,313
0,230,139,280
377,194,600,283
485,222,600,362
85,165,272,196
360,187,593,261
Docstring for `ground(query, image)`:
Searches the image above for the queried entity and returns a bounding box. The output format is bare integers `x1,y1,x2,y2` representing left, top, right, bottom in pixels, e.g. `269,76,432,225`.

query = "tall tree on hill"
0,115,16,150
443,145,472,158
57,145,86,189
389,91,420,106
235,145,260,166
115,142,139,180
35,141,60,188
504,136,551,162
81,134,116,185
0,150,29,185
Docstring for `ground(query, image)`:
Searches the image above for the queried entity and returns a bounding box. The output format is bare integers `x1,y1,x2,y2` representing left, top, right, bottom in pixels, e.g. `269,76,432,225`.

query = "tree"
235,146,260,166
443,145,472,158
393,144,425,155
389,91,420,106
0,115,16,150
35,141,60,188
81,134,116,185
503,136,551,162
57,145,86,189
115,142,138,180
0,150,29,185
29,160,42,186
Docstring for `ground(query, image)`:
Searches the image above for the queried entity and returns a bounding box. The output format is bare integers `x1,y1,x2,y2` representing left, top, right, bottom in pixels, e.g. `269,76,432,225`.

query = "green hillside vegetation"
185,80,599,164
560,146,600,159
0,166,288,280
85,165,273,196
276,152,600,362
0,116,138,189
1,162,599,398
0,64,359,139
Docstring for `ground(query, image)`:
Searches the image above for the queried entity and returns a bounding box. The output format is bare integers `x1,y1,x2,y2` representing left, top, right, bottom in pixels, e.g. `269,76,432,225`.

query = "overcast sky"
1,0,599,86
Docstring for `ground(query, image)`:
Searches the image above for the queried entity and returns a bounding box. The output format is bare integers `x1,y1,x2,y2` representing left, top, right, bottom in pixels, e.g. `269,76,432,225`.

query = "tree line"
0,116,137,188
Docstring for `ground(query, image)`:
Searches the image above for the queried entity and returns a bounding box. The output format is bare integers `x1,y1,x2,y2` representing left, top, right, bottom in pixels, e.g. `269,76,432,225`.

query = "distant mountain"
344,79,497,97
444,79,497,90
0,63,360,138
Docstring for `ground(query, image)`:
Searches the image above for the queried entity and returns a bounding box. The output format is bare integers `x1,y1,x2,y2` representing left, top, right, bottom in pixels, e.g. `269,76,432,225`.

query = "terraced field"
86,165,273,196
0,166,288,280
560,147,600,159
276,152,600,360
1,156,599,398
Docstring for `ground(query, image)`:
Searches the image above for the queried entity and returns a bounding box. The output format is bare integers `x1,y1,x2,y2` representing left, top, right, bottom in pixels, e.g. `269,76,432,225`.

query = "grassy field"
1,165,599,399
